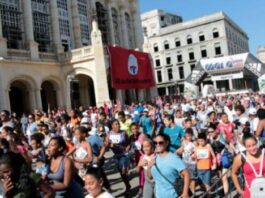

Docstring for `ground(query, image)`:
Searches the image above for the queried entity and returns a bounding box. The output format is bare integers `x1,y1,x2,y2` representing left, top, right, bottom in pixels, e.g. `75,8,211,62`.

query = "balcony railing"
58,46,94,62
39,52,57,61
7,49,30,60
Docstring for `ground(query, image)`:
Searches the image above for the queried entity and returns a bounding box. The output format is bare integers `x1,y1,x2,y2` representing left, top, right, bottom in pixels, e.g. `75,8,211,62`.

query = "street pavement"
104,151,139,198
103,151,240,198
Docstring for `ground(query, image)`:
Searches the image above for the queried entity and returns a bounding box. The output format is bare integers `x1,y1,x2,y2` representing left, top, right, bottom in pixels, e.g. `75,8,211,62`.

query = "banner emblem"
128,54,138,76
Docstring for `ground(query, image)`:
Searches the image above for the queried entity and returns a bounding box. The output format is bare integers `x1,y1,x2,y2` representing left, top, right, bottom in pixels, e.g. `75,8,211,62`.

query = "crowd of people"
0,92,265,198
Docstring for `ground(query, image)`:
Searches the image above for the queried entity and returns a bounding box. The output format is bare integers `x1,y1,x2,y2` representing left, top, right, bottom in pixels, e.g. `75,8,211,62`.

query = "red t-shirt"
217,122,235,143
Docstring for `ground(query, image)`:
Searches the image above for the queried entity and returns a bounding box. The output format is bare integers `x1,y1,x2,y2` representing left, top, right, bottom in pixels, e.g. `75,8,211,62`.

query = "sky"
140,0,265,55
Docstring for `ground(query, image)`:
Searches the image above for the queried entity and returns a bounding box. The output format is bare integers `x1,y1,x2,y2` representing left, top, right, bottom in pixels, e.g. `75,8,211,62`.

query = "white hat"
249,108,257,115
81,117,90,124
143,108,149,113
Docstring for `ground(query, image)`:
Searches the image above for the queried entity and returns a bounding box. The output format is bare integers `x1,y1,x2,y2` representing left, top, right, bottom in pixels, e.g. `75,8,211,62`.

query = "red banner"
108,46,155,89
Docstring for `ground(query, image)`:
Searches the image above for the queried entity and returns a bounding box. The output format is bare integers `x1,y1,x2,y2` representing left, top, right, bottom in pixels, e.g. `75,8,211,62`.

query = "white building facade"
0,0,151,114
257,46,265,64
141,10,249,95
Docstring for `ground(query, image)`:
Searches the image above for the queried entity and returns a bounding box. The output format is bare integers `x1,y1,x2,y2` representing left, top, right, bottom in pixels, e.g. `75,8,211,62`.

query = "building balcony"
39,52,57,61
58,46,94,62
7,49,30,60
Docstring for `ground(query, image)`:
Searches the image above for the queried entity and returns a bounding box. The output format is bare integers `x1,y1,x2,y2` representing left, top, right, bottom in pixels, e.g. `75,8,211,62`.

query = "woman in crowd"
84,166,114,198
232,133,265,198
147,133,190,198
68,126,93,179
107,119,131,194
0,152,54,198
47,136,84,197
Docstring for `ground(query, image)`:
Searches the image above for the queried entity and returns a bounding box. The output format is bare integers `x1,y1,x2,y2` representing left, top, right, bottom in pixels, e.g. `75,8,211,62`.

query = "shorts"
114,154,129,170
197,169,211,186
185,163,197,179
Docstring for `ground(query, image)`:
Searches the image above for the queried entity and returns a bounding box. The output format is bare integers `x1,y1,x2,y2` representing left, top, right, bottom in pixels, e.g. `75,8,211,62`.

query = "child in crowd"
136,138,155,198
35,158,49,180
177,128,197,194
194,132,216,196
128,123,145,197
1,126,12,140
29,134,46,171
208,125,230,196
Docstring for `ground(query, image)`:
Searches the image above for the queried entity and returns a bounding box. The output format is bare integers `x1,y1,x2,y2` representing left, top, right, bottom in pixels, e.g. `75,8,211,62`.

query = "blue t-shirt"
151,153,186,198
164,125,185,152
140,116,153,136
88,135,104,157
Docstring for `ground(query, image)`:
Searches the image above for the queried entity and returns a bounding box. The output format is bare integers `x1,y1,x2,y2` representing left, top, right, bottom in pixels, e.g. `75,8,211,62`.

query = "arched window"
213,28,219,38
111,8,120,45
164,40,170,50
175,38,181,47
125,12,134,48
199,32,205,42
96,2,109,43
187,35,192,44
153,43,159,52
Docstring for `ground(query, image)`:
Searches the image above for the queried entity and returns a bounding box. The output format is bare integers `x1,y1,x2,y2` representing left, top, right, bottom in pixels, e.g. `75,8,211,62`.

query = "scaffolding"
0,0,24,49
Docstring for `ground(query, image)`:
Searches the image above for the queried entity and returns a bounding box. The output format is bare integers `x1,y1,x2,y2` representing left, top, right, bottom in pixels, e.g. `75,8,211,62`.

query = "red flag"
108,46,155,89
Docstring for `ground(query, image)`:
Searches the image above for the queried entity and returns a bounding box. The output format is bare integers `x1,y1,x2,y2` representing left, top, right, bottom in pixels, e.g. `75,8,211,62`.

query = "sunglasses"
154,141,165,145
208,130,214,133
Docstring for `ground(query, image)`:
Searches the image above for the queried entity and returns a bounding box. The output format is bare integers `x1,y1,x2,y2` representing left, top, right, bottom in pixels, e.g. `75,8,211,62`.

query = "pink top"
242,156,265,198
17,145,27,153
217,122,234,143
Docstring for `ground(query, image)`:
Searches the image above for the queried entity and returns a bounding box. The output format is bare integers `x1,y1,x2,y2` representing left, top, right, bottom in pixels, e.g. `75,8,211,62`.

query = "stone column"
55,88,64,109
131,0,143,49
213,80,217,91
4,89,11,111
50,0,64,53
91,20,110,107
66,75,74,111
142,37,158,99
107,2,115,44
29,90,37,110
35,89,43,110
229,79,233,90
71,0,82,48
23,0,39,60
200,83,204,92
119,7,129,48
115,90,124,105
0,14,7,58
166,87,169,96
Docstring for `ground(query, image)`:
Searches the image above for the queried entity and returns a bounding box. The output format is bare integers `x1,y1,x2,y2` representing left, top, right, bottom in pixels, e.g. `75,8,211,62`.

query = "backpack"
221,148,232,168
241,149,265,198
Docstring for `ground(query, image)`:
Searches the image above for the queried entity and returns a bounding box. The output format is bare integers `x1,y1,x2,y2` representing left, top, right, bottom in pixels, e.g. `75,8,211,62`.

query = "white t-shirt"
250,117,259,134
85,191,114,198
182,141,196,164
174,118,184,127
